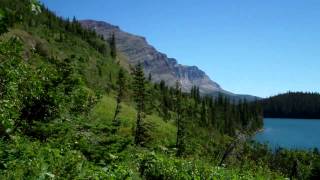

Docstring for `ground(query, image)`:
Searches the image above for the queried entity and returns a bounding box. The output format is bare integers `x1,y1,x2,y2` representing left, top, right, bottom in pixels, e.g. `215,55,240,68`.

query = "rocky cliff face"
80,20,229,95
80,20,257,100
80,20,259,101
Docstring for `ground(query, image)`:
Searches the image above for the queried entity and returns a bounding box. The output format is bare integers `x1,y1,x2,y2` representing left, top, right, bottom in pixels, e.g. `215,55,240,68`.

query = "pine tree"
148,73,152,82
191,86,200,102
112,68,126,131
132,63,147,146
59,31,64,42
144,81,154,115
159,80,166,91
200,100,207,126
175,81,186,157
109,32,117,59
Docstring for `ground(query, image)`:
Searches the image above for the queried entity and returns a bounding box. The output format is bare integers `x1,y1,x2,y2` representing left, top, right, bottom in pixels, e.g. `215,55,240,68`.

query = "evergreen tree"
159,80,166,91
112,68,126,130
144,81,154,115
175,81,186,157
148,73,152,82
158,80,171,121
132,63,147,146
109,32,117,59
191,85,200,102
200,100,207,126
195,86,200,102
207,97,216,128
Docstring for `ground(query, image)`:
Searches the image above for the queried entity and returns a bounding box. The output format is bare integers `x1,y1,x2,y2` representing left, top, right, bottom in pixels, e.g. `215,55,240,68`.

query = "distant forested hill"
261,92,320,119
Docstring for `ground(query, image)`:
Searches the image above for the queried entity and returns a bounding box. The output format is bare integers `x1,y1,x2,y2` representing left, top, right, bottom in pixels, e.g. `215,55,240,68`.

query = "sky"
40,0,320,98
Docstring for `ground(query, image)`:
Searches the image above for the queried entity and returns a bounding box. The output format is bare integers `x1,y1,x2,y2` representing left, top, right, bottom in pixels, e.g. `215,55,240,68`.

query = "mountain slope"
80,20,260,101
80,20,229,94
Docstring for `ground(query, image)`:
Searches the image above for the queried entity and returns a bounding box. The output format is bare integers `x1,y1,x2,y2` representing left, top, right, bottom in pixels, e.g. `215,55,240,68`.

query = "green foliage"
0,37,101,136
109,32,117,59
132,63,151,146
70,86,97,114
0,137,133,179
175,82,186,157
0,38,45,134
113,68,126,128
139,153,284,180
310,157,320,179
237,142,320,179
0,9,9,35
30,0,42,15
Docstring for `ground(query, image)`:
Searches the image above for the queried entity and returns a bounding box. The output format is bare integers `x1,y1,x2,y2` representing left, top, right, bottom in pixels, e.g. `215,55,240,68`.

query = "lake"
254,118,320,150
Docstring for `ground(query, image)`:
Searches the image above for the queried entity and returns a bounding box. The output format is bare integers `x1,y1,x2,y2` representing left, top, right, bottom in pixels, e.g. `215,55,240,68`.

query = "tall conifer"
109,32,117,59
175,81,186,157
112,68,126,130
132,63,147,146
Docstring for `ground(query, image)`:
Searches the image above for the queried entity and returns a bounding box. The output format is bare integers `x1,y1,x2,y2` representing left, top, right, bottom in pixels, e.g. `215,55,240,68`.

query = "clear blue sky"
40,0,320,97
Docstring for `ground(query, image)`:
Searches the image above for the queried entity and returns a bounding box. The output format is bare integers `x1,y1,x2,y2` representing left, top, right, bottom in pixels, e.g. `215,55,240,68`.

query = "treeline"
261,92,320,119
154,82,263,136
120,64,263,155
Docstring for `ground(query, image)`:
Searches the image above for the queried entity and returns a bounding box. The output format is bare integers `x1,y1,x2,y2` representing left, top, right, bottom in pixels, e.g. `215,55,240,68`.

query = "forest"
0,0,320,179
261,92,320,119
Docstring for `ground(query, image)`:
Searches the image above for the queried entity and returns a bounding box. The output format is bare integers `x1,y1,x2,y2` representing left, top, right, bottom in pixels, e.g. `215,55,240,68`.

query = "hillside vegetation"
1,0,320,179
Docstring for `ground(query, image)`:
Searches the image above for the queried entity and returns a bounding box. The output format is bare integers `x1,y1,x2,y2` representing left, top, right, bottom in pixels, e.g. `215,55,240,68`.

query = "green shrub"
139,152,284,180
0,137,133,179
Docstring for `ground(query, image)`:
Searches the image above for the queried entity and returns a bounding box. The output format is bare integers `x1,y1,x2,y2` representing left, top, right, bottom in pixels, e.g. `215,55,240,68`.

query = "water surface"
254,118,320,149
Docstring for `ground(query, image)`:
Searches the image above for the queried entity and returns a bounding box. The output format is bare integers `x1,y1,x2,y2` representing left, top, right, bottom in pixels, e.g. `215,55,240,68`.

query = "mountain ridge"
80,20,259,100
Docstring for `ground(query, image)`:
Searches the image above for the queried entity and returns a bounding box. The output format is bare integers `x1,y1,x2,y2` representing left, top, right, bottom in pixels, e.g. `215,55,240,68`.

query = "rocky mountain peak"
80,20,258,101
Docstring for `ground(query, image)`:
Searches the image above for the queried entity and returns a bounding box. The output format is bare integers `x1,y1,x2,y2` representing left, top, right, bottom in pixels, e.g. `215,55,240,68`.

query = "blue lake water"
254,118,320,150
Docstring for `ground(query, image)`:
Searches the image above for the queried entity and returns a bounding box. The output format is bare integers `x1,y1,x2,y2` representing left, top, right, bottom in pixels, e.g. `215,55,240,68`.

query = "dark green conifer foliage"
158,80,171,121
132,63,148,146
262,92,320,119
144,84,154,115
112,68,126,130
148,73,152,82
0,9,8,35
109,72,112,82
191,86,200,103
200,100,207,126
109,32,117,59
310,158,320,180
175,81,186,157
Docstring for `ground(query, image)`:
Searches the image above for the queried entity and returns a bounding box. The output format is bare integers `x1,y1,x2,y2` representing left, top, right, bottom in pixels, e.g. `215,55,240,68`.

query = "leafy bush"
139,152,284,180
70,86,97,114
0,37,39,134
0,137,133,179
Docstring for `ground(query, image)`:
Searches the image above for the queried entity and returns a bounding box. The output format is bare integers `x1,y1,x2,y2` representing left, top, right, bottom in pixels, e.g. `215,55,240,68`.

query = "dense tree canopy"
261,92,320,119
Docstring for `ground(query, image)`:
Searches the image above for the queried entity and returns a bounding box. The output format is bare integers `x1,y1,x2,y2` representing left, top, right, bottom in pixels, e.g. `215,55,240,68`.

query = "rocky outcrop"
80,20,258,100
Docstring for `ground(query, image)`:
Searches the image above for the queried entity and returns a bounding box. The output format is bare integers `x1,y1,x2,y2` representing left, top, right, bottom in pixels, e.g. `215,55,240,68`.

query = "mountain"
80,20,259,101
